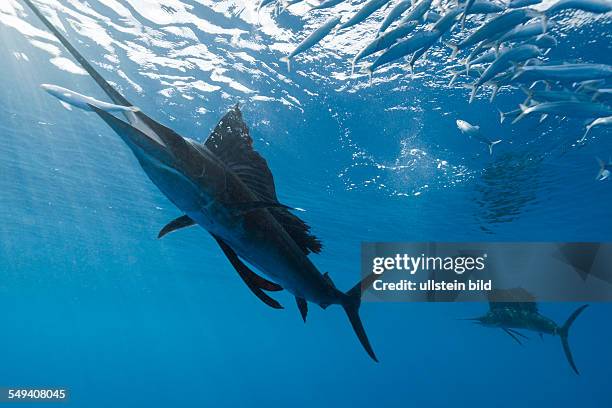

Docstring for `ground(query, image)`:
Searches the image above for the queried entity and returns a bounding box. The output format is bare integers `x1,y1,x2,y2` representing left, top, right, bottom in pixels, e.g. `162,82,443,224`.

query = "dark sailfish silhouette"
22,0,378,361
464,289,588,374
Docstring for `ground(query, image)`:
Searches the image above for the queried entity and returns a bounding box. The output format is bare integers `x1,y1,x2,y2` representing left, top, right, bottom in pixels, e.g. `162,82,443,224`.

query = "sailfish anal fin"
158,215,196,238
213,235,284,309
157,215,282,299
296,297,308,322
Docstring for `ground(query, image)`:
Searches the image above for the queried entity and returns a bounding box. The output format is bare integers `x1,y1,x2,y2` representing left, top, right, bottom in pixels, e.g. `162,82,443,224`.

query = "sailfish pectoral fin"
507,328,529,340
158,215,196,238
212,235,284,309
296,297,308,322
503,328,525,346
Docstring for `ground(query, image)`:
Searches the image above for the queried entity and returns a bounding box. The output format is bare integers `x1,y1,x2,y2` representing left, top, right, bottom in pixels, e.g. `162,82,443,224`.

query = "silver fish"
522,87,593,104
461,0,506,28
378,0,412,33
465,47,498,73
424,10,442,22
512,100,612,124
352,21,419,73
485,64,545,101
575,79,607,92
497,21,550,44
368,29,442,75
460,0,477,29
448,66,484,86
456,119,502,154
498,107,523,123
546,0,612,15
512,63,612,83
528,33,558,50
468,0,506,15
508,0,543,8
433,6,464,35
583,116,612,141
281,16,342,71
596,157,612,180
398,0,433,25
448,8,543,58
590,88,612,102
310,0,345,10
409,7,465,71
337,0,392,32
470,44,544,102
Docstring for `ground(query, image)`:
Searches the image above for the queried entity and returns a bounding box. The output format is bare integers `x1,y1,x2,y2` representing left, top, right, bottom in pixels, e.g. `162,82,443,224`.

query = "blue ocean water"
1,1,612,406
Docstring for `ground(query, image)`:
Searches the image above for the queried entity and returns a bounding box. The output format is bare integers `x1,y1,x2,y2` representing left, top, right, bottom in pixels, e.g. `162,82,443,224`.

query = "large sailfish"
22,0,378,361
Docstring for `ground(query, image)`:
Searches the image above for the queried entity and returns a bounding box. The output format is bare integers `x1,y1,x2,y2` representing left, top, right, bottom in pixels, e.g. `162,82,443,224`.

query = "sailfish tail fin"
342,273,379,362
558,304,588,375
22,0,131,107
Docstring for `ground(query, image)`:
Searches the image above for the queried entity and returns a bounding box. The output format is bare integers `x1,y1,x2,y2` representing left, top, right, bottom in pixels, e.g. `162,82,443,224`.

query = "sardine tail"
581,123,594,142
541,15,548,34
512,104,530,124
489,140,502,155
469,84,478,104
280,56,291,72
498,109,506,124
511,67,524,81
489,84,500,102
365,67,373,86
350,57,357,76
445,42,459,59
596,157,606,179
460,14,467,31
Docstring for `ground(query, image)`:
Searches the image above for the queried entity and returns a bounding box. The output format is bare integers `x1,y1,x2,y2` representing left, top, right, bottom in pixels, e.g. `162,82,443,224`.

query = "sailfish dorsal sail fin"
204,105,322,255
488,288,539,313
205,105,277,202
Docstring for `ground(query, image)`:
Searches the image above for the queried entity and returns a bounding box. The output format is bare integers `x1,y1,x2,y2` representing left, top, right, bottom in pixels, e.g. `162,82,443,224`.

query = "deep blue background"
1,1,611,407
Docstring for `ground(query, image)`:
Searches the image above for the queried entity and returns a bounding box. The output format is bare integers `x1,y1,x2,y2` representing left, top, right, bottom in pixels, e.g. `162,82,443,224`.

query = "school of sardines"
260,0,612,156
